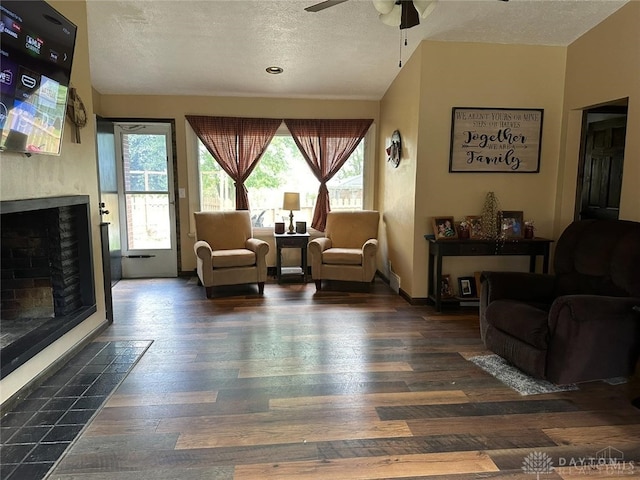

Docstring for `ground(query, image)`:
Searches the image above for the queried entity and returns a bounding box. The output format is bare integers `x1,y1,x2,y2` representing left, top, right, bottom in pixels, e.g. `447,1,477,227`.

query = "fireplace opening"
1,196,97,378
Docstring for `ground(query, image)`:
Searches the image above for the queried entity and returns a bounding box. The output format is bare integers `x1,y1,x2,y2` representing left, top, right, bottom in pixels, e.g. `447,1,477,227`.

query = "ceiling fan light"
414,0,437,18
373,0,396,15
380,4,402,26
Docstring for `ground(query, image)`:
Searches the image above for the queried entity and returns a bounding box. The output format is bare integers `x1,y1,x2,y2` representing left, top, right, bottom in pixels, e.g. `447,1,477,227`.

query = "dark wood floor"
48,277,640,479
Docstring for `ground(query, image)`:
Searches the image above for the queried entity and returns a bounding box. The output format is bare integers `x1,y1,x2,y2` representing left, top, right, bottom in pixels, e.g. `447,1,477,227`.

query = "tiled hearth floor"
0,340,152,480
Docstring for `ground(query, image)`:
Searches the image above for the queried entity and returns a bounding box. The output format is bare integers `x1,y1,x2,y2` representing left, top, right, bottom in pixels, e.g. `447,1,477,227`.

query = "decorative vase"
524,224,535,239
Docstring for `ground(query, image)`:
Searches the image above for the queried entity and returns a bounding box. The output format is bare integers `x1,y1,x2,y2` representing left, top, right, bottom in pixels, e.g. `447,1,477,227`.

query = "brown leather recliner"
193,211,269,298
480,219,640,384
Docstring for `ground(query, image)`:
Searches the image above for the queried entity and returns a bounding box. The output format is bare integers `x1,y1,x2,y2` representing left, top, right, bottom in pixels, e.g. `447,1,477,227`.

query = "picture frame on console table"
466,215,483,239
433,216,458,240
449,107,543,173
500,210,524,239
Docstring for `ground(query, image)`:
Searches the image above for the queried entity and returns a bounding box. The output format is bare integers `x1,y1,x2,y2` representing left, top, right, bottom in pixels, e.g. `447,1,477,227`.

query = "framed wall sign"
449,107,544,173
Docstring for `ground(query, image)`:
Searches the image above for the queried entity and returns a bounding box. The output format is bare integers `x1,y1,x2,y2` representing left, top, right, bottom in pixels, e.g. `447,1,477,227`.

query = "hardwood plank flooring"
47,277,640,479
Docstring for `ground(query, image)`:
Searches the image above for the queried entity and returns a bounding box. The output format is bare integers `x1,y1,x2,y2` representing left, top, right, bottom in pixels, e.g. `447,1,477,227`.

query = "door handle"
99,202,110,216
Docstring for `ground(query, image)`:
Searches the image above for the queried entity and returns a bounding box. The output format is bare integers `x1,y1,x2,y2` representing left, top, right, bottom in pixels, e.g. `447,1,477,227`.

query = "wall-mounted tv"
0,0,77,156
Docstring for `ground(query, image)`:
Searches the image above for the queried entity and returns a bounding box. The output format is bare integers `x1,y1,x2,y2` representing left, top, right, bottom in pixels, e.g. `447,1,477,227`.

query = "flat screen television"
0,0,77,156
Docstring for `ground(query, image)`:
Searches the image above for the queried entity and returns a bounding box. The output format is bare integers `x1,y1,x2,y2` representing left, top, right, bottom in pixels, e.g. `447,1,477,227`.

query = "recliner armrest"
548,295,640,329
481,271,555,304
546,294,640,384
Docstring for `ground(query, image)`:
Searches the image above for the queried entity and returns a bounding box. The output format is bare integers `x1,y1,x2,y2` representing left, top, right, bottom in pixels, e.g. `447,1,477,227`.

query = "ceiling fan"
306,0,508,30
306,1,435,30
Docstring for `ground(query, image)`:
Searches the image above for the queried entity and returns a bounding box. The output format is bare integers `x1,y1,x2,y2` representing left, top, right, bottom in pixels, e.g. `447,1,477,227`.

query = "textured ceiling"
86,0,628,100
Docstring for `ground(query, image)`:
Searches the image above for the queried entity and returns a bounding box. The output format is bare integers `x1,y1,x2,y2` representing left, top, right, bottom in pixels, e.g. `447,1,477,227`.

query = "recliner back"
194,211,252,251
325,211,379,248
553,219,640,297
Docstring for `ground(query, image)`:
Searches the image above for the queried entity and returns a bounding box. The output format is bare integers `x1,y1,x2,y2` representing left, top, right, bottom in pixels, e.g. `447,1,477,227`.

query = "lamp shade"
283,192,300,211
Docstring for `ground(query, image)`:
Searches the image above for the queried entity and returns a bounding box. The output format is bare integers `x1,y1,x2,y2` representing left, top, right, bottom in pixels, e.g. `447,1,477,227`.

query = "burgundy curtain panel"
285,118,373,231
186,116,282,210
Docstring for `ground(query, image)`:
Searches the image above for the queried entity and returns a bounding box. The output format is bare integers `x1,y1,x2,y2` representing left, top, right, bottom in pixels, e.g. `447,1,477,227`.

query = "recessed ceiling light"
266,66,283,75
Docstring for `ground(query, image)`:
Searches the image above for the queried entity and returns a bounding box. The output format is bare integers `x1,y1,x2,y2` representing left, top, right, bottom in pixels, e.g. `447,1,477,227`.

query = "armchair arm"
362,238,378,259
309,237,332,276
246,238,269,282
309,237,332,254
481,271,556,304
546,295,640,384
194,240,214,286
194,240,213,261
245,237,269,257
362,238,378,282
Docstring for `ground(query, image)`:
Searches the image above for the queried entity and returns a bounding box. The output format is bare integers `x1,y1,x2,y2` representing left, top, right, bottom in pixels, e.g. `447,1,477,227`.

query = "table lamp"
282,192,300,234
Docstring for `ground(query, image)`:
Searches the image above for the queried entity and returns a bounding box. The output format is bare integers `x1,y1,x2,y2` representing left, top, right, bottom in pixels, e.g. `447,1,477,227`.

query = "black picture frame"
499,210,524,239
449,107,543,173
458,276,477,298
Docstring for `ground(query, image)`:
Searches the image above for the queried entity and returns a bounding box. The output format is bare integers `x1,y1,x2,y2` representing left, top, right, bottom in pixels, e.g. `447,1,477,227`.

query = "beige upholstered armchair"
193,211,269,298
309,210,380,290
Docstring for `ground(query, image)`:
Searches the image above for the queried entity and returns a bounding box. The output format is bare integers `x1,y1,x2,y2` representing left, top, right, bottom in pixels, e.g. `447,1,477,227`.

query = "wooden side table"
274,232,310,283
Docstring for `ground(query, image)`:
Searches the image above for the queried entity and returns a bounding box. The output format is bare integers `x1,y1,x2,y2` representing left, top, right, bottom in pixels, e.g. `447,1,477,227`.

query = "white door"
115,123,178,277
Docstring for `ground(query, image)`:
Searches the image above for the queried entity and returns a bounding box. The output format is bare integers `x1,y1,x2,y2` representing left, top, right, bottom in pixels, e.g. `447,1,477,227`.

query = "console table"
275,232,310,283
426,236,553,311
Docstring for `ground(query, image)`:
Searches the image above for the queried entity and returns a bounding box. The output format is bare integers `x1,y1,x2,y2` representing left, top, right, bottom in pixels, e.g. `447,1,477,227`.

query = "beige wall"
557,1,640,229
0,1,107,404
378,2,639,300
380,41,567,299
94,95,380,272
378,46,423,294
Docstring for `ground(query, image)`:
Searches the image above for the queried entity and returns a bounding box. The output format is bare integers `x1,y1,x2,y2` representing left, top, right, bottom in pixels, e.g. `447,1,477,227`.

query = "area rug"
468,354,579,396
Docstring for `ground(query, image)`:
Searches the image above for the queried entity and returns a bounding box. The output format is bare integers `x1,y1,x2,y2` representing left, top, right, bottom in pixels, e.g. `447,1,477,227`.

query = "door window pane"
122,133,168,192
125,193,171,249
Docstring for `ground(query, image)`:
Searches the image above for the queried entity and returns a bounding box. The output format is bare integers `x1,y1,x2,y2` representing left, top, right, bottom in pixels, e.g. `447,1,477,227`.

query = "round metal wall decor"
386,130,402,168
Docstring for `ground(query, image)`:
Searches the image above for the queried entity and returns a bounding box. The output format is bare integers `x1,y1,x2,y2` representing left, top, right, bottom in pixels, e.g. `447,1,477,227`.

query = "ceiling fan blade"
304,0,349,12
400,0,420,30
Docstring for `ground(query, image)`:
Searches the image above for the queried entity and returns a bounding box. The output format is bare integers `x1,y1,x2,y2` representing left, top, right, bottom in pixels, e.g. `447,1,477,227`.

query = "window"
197,133,365,228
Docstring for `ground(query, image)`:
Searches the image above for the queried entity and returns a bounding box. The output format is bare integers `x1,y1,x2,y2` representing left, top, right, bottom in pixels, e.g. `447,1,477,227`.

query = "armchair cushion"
322,248,362,265
211,249,256,268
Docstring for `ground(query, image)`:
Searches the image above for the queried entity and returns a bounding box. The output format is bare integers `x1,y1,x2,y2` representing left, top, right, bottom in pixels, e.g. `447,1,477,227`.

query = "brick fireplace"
1,196,96,378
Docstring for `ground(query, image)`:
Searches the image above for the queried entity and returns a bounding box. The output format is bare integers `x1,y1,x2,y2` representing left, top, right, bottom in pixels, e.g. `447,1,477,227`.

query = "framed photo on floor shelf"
441,274,454,298
458,276,477,298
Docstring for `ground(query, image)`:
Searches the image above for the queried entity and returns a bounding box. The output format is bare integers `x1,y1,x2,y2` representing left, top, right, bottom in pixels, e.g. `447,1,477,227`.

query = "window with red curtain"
284,119,373,231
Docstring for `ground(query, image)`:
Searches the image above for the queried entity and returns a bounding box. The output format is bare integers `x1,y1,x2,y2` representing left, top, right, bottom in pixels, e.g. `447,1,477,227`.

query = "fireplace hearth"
1,196,97,378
